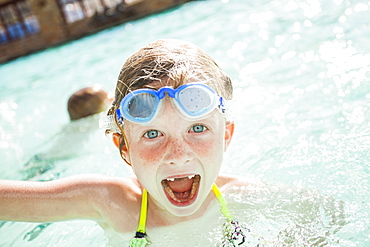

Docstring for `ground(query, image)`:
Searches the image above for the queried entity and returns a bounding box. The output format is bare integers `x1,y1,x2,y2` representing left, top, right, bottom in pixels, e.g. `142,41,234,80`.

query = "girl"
0,39,254,246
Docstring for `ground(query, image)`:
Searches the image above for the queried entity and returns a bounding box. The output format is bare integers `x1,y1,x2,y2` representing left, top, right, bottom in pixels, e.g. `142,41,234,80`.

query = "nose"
163,137,193,166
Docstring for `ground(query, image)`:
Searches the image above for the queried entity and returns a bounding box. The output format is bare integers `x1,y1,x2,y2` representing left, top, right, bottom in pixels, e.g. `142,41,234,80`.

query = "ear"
112,133,131,165
224,121,234,151
112,133,121,148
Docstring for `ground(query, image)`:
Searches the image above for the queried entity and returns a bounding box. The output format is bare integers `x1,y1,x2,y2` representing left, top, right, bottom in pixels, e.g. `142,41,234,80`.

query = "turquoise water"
0,0,369,246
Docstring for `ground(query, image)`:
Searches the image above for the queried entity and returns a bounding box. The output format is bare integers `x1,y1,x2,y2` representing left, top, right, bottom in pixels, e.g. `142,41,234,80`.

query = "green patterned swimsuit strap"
129,189,149,247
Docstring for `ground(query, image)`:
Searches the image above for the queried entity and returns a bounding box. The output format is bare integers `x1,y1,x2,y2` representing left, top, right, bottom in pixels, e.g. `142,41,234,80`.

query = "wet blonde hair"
106,39,233,156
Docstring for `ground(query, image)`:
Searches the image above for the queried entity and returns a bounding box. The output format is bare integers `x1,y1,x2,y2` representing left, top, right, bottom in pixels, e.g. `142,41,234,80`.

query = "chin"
165,199,204,217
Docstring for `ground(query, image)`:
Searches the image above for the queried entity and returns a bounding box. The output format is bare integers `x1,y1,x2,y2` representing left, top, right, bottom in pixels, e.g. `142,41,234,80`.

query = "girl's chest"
104,202,225,247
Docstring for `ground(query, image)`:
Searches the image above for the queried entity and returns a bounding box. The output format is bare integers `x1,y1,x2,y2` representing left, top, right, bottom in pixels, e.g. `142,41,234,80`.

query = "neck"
146,189,219,228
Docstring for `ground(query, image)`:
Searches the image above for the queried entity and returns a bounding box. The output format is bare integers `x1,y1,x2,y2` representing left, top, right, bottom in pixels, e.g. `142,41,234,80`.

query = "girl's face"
116,93,234,217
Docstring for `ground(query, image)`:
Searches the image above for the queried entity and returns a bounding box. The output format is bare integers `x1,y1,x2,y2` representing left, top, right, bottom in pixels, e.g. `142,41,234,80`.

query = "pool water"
0,0,369,246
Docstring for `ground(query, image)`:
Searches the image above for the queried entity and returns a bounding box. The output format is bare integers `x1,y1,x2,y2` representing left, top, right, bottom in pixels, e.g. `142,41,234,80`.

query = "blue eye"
144,130,160,139
191,124,207,133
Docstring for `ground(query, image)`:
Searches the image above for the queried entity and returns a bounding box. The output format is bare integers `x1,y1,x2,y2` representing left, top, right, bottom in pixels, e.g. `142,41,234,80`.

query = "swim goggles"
100,83,226,131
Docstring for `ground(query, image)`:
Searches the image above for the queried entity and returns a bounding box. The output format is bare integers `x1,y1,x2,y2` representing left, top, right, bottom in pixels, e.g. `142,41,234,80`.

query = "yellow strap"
212,184,233,221
137,189,148,233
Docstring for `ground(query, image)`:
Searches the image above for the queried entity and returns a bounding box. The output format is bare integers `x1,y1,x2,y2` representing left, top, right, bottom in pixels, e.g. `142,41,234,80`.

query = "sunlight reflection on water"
0,0,369,246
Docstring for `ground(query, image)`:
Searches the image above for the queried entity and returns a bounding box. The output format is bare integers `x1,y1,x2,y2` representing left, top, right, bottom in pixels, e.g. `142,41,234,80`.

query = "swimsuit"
129,184,249,247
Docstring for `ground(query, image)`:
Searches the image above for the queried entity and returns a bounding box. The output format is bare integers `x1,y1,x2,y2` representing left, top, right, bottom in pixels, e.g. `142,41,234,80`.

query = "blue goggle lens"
176,86,215,116
126,93,157,119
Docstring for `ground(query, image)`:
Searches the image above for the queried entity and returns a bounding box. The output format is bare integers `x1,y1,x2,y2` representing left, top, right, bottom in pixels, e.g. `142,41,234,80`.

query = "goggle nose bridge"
157,87,177,99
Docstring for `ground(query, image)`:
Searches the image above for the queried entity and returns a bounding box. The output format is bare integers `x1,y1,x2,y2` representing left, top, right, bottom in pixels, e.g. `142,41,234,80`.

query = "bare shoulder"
215,174,266,194
62,174,144,231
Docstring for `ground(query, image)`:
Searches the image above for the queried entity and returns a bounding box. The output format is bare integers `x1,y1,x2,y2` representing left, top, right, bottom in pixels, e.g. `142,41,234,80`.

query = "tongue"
167,177,194,192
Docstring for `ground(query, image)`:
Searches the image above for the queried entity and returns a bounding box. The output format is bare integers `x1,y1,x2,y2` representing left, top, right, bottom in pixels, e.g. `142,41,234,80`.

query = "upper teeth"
166,175,195,182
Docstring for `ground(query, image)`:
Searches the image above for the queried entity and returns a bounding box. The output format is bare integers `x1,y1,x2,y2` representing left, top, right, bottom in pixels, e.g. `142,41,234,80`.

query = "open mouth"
161,174,201,206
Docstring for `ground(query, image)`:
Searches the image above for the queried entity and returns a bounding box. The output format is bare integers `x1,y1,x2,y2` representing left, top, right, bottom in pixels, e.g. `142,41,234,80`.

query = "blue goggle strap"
219,96,226,113
116,108,124,125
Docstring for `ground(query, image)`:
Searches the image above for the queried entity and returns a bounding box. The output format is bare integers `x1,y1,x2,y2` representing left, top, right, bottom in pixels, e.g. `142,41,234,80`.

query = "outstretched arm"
0,175,112,223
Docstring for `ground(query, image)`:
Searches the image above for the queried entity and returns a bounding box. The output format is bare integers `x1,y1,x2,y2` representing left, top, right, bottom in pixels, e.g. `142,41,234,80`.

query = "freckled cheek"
191,140,219,157
131,145,164,165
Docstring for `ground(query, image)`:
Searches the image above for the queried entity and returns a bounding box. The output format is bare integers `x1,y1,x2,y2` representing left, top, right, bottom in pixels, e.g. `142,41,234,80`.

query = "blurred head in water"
68,85,110,121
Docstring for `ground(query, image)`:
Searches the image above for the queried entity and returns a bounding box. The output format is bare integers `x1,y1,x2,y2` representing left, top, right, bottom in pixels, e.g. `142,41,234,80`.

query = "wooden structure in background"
0,0,191,63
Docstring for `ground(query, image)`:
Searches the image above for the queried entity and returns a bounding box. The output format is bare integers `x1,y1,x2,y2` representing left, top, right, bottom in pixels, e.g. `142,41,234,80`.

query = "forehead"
140,77,215,93
141,78,186,90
